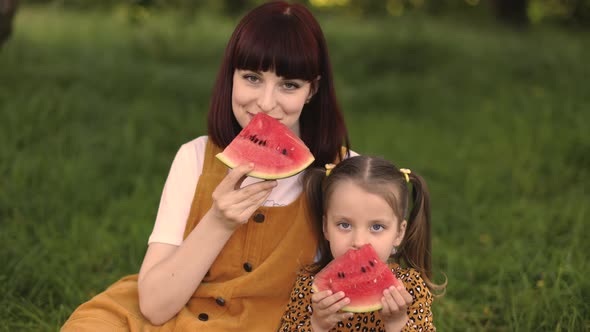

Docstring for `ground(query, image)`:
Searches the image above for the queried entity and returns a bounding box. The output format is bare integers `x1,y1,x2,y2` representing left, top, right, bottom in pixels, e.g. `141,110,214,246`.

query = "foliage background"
1,0,589,331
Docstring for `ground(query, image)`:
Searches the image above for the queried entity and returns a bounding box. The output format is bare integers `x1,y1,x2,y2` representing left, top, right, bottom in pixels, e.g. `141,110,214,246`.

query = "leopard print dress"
278,265,435,332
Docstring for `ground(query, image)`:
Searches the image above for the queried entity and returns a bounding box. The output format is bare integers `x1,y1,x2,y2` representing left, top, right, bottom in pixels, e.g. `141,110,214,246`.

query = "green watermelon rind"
215,152,314,180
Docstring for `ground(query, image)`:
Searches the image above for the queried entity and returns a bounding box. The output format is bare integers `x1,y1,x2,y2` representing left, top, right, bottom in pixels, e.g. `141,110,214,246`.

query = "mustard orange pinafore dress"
62,139,319,331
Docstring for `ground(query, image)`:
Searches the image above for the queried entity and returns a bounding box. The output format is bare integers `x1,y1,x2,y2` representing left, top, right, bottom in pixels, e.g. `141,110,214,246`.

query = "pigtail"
400,173,446,295
302,167,332,273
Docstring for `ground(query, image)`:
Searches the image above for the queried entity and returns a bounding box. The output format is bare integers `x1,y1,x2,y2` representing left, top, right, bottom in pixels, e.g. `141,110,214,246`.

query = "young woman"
62,2,352,331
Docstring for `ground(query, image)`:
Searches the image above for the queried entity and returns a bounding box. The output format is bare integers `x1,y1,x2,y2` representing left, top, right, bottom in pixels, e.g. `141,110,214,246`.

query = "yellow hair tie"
399,168,411,183
325,163,335,176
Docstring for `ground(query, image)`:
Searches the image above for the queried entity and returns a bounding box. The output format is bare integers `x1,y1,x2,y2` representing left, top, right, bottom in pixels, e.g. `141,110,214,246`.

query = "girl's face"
323,181,407,263
232,69,315,137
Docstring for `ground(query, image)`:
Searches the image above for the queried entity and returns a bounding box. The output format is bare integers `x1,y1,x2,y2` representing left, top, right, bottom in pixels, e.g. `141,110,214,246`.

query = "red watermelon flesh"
216,113,315,179
312,244,402,313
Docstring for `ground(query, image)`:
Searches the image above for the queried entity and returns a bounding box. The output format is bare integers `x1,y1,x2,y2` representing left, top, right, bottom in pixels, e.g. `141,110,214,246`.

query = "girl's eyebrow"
369,218,394,225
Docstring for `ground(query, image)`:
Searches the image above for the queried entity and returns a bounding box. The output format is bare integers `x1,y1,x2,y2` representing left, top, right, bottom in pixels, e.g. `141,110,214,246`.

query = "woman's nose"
256,86,276,112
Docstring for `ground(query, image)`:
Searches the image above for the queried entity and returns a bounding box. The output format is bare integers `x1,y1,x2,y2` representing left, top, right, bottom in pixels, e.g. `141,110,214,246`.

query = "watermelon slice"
216,113,315,179
312,244,402,313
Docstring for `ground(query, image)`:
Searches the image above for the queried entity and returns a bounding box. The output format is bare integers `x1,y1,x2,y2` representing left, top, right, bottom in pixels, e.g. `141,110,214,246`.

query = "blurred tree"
571,0,590,25
0,0,17,49
223,0,249,16
491,0,529,26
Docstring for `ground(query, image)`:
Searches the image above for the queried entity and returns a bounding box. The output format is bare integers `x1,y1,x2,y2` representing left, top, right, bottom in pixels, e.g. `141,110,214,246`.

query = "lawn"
1,5,588,331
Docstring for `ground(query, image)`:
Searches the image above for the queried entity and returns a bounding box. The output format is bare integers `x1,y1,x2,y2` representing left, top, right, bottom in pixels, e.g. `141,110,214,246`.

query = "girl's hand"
210,163,277,230
310,290,354,332
381,285,414,332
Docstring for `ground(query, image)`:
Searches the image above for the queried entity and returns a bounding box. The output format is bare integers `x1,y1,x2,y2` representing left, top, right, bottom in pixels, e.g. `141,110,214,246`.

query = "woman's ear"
307,76,321,102
393,220,407,246
322,215,328,238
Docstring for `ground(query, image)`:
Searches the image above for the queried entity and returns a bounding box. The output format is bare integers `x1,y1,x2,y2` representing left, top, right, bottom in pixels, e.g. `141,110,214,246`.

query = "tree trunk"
0,0,18,49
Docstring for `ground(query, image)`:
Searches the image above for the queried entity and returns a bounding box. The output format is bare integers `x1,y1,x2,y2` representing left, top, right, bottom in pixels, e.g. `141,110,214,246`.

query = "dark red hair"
207,1,350,167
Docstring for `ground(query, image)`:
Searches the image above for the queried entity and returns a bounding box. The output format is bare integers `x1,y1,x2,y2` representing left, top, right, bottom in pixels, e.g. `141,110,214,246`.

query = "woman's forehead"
233,20,320,80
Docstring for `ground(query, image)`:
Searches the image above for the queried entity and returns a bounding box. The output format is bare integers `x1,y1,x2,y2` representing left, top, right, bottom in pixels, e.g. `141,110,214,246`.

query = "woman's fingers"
216,163,254,193
236,179,277,197
212,163,277,224
232,188,274,221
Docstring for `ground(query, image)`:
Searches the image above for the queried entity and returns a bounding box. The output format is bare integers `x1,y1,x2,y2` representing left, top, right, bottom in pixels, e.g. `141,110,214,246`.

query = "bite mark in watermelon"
216,113,315,179
312,244,402,313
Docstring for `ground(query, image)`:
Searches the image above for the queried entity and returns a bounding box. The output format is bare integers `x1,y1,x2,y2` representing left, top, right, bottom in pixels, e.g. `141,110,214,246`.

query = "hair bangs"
233,15,320,81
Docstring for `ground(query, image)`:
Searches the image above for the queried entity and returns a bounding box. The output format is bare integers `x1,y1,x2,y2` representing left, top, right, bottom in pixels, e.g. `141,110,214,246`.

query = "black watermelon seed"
361,267,366,273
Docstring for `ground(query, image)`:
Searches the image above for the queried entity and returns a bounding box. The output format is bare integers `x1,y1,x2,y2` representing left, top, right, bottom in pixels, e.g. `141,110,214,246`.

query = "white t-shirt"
148,136,357,246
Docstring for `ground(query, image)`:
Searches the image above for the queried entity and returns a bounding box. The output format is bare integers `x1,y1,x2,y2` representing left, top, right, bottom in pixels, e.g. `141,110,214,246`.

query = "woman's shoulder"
180,136,209,154
173,136,209,162
164,136,210,179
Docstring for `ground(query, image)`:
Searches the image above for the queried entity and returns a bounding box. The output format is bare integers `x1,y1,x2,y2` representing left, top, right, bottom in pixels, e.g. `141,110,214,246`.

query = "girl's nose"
351,231,368,249
257,86,277,112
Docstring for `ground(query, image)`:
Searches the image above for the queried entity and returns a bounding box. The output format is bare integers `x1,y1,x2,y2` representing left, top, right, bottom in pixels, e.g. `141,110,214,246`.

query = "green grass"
1,5,589,331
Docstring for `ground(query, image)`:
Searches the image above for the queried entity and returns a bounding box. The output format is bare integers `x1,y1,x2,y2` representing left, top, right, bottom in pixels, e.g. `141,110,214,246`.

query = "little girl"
279,156,446,332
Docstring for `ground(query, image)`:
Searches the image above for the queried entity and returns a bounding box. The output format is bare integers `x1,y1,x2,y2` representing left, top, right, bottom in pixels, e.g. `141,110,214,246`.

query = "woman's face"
232,69,314,137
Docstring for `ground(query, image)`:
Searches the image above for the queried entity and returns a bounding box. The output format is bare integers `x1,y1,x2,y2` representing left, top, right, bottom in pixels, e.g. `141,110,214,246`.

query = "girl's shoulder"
391,265,433,300
296,265,318,279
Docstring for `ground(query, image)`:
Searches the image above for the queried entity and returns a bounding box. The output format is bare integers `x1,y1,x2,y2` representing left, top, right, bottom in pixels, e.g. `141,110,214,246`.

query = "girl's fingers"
400,288,414,305
335,312,354,323
327,296,351,315
311,290,332,304
314,291,348,311
383,287,399,312
381,297,391,315
390,287,409,308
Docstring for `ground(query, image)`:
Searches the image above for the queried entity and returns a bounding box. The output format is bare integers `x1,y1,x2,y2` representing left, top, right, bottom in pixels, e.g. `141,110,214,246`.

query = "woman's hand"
210,163,277,231
381,285,414,332
310,290,354,332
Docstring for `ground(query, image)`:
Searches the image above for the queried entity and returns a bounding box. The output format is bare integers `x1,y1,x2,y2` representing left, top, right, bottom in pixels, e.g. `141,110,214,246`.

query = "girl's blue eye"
337,222,351,230
371,224,384,231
